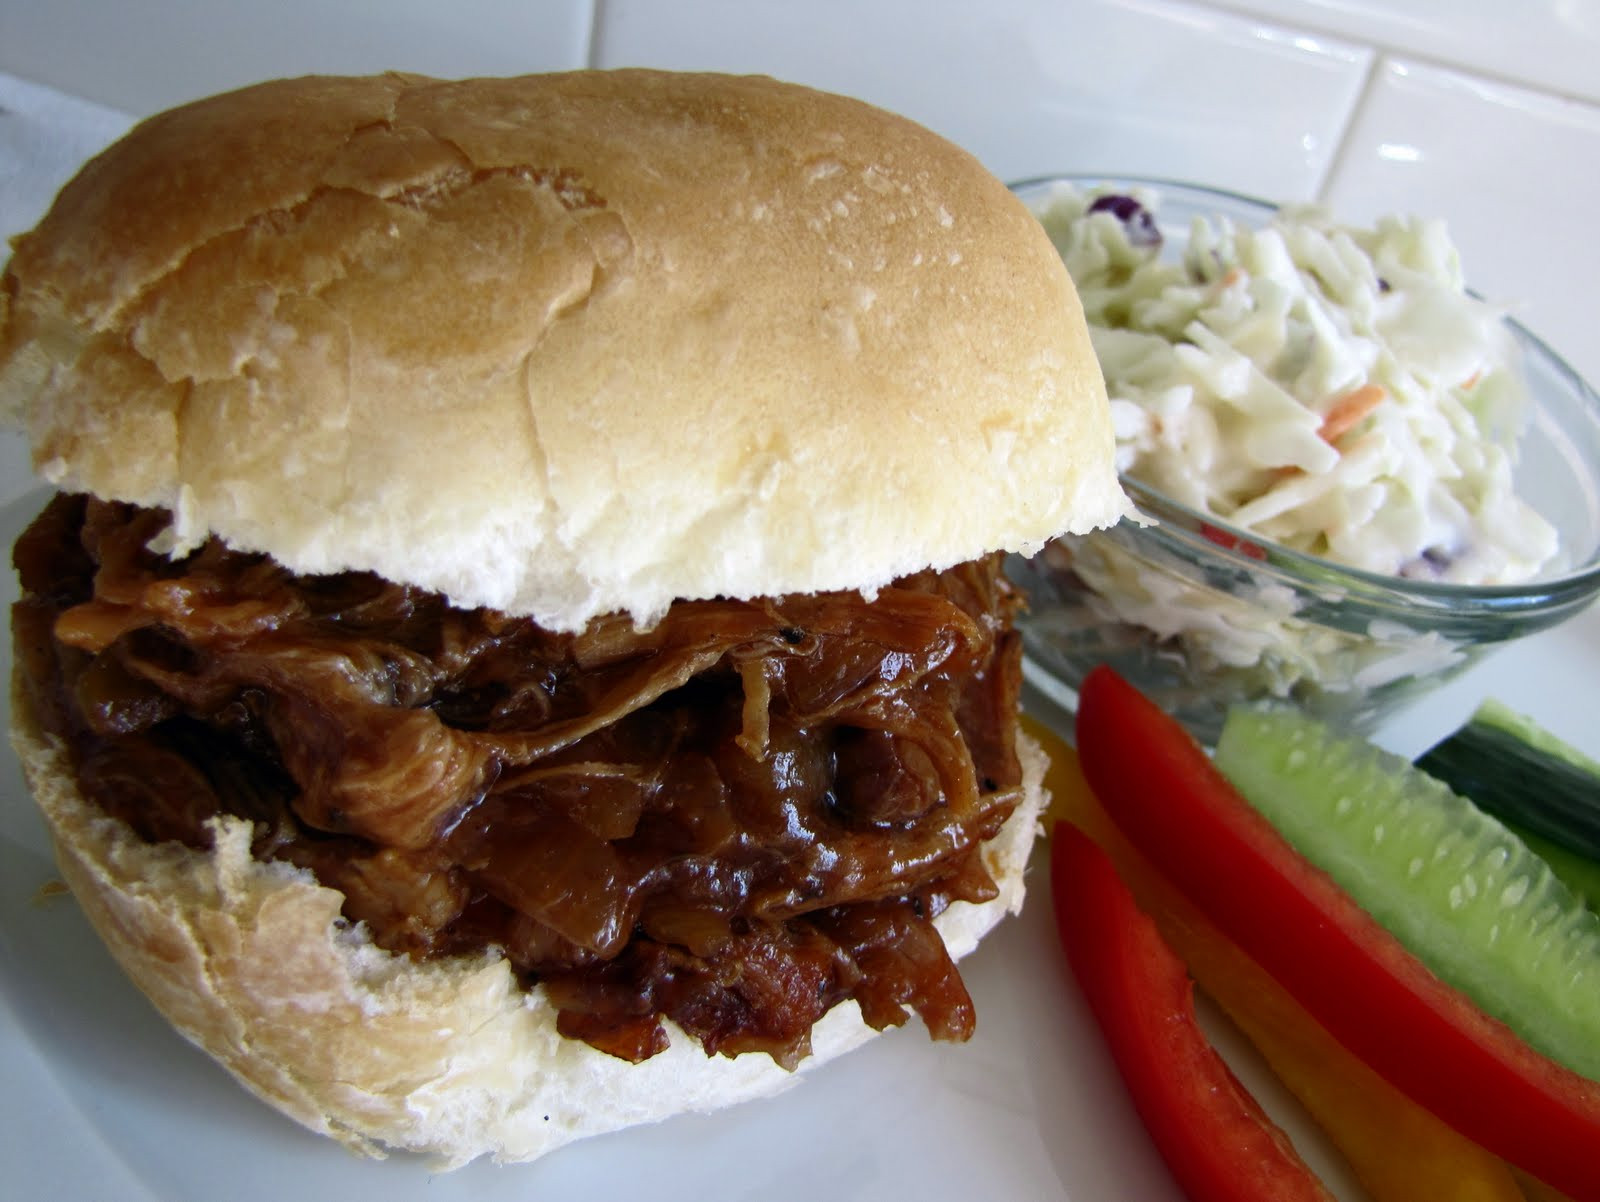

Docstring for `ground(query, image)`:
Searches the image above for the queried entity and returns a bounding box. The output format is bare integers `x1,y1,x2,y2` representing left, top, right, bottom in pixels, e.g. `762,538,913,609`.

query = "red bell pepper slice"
1039,732,1530,1202
1074,665,1600,1201
1199,521,1267,560
1051,821,1335,1202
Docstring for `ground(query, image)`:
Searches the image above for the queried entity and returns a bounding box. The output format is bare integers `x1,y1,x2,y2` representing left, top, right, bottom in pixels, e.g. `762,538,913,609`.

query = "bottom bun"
11,689,1048,1169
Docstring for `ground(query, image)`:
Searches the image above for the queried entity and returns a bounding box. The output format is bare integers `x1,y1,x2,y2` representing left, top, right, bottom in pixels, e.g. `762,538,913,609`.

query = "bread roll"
0,70,1123,1169
12,690,1048,1167
0,69,1127,632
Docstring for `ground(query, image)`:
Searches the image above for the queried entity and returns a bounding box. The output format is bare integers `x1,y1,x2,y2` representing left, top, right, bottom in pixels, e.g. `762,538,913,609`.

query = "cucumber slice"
1502,819,1600,913
1417,699,1600,863
1216,705,1600,1084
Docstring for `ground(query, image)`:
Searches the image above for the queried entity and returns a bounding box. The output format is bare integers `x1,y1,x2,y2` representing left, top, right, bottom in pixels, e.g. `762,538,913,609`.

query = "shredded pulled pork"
14,494,1027,1067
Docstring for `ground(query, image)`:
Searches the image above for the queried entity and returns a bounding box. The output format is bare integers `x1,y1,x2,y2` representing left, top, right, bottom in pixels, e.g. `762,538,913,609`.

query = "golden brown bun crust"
0,70,1127,631
10,682,1049,1167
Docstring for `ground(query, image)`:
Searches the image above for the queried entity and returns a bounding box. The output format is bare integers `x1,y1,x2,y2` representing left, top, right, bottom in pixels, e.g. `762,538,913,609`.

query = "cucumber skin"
1417,699,1600,863
1472,699,1600,779
1216,706,1600,1085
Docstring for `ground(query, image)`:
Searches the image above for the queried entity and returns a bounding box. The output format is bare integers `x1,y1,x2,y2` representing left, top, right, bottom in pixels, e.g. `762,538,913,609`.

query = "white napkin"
1,72,132,244
0,74,132,502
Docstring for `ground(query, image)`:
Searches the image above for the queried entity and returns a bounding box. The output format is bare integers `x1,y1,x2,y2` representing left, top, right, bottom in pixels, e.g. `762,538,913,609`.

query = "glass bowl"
1007,176,1600,744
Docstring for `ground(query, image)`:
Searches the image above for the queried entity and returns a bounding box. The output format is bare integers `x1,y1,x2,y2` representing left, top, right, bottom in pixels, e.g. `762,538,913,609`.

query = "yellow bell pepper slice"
1028,718,1531,1202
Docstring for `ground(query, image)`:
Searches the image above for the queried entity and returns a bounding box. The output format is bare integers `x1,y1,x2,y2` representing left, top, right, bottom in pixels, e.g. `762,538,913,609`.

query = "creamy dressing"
1034,182,1557,584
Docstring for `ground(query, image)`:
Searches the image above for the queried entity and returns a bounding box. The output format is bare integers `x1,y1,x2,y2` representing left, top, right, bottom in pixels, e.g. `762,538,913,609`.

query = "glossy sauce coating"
14,495,1025,1066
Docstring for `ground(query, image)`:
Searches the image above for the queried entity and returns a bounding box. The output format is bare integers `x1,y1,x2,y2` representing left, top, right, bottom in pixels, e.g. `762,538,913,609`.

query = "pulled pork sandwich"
0,70,1127,1166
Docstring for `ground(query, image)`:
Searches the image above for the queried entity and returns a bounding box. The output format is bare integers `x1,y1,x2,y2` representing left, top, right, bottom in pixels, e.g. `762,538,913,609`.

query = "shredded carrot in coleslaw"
1032,182,1558,584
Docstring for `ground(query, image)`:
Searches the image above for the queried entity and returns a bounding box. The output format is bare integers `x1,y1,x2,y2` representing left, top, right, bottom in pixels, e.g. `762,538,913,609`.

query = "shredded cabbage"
1036,183,1557,585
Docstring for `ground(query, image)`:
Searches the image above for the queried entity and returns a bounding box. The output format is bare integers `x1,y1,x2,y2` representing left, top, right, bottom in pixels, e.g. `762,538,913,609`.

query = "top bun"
0,70,1127,631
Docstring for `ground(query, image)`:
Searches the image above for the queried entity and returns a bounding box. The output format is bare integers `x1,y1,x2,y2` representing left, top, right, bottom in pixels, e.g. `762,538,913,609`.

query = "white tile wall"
595,0,1371,202
1,0,1597,422
0,0,594,115
1209,0,1600,103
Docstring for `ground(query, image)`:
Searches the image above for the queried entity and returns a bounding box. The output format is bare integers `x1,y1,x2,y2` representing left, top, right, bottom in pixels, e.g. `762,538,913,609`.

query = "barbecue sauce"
14,495,1026,1067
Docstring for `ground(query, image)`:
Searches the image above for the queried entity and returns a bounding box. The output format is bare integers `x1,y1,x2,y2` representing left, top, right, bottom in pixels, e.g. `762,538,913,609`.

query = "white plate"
3,480,1594,1201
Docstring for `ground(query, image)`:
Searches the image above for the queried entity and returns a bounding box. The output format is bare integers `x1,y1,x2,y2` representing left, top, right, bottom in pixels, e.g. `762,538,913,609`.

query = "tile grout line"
1313,49,1385,208
585,0,607,69
1196,0,1600,110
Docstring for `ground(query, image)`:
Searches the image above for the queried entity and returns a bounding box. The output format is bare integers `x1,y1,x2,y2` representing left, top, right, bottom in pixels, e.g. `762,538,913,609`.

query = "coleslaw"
1034,181,1558,584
